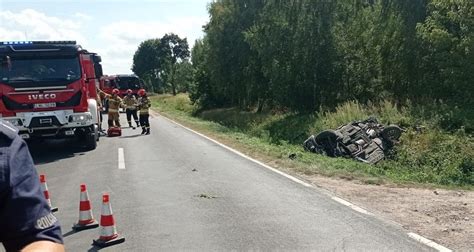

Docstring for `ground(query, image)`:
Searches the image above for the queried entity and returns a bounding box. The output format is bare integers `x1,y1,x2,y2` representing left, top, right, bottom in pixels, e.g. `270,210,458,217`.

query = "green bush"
312,101,368,133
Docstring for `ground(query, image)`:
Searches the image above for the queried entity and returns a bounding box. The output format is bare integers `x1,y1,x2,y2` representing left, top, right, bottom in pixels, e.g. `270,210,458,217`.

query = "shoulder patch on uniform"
35,212,58,230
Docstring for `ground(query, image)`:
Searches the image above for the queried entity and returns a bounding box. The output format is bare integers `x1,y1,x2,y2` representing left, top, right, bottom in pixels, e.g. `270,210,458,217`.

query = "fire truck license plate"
34,103,56,109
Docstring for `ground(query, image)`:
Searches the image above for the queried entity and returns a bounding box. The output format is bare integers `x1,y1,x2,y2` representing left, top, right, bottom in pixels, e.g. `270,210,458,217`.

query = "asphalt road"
8,112,435,251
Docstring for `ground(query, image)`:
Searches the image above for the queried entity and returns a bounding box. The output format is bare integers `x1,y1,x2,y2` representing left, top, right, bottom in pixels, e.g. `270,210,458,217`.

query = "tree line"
132,33,192,95
132,0,473,113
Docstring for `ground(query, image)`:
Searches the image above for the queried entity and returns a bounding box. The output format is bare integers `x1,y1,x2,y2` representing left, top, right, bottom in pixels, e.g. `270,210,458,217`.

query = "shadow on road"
62,229,76,238
28,138,88,165
119,134,142,139
87,246,102,252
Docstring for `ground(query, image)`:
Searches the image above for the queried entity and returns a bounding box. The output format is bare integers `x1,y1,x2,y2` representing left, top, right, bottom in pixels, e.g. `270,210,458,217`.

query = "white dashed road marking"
118,148,125,169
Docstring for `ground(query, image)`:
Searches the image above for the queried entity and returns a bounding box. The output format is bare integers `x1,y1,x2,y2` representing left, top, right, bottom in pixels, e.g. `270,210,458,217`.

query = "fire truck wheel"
84,127,97,150
95,125,100,142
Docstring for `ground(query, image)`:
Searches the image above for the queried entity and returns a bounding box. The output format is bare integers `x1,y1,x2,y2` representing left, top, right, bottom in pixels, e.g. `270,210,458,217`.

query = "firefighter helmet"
112,88,120,95
138,89,146,97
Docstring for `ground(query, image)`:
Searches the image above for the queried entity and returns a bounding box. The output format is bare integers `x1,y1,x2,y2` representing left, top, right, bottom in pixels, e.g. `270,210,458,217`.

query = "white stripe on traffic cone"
39,174,58,212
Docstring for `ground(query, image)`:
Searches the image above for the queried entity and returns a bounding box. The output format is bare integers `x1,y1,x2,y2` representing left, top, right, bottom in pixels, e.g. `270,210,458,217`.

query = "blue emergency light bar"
0,41,32,45
0,41,77,45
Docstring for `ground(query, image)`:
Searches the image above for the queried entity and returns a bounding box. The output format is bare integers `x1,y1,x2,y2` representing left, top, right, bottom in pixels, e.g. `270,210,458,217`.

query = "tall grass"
154,93,195,114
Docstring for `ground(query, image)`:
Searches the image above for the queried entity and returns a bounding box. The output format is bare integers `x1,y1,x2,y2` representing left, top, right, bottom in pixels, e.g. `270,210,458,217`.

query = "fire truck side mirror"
94,64,103,78
93,55,102,63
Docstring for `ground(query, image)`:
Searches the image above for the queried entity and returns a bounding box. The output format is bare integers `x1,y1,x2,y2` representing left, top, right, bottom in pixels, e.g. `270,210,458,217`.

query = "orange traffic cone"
39,174,58,212
93,193,125,247
73,184,99,231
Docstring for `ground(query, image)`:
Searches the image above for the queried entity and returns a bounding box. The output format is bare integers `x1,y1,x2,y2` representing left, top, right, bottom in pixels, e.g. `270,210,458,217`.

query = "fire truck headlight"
4,118,21,126
69,114,92,123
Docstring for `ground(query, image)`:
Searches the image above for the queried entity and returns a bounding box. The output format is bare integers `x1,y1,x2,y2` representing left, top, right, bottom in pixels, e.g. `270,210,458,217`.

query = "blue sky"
0,0,210,74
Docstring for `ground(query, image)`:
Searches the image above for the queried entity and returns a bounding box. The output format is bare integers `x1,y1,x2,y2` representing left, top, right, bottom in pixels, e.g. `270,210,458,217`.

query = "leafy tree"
189,0,472,114
378,0,427,102
160,33,190,95
132,39,163,93
174,61,193,93
189,38,218,109
417,0,474,104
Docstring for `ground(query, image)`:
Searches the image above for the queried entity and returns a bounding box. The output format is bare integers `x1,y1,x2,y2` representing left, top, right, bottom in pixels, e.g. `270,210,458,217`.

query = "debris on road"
196,193,216,199
303,117,403,164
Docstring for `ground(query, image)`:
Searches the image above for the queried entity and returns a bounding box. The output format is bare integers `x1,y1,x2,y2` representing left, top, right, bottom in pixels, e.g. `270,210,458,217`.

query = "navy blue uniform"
0,121,63,251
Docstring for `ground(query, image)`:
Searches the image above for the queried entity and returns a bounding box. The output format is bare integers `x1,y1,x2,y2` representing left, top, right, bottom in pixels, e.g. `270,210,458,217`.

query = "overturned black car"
303,118,403,164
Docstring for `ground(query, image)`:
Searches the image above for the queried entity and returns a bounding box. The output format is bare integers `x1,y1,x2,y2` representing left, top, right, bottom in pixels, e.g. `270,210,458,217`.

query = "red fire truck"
0,41,103,150
100,74,142,97
99,74,142,112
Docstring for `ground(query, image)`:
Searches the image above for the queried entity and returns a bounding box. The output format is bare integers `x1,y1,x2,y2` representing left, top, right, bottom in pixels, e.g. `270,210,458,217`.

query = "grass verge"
151,94,474,190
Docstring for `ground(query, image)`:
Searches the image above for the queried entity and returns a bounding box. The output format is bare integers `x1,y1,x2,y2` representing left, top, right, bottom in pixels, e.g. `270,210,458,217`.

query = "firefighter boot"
141,127,146,135
146,128,150,135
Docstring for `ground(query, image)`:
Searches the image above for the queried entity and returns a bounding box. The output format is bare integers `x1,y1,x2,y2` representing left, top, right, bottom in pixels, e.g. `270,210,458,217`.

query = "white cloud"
100,16,206,45
74,12,93,21
0,8,208,74
0,9,86,42
98,16,208,74
0,27,24,41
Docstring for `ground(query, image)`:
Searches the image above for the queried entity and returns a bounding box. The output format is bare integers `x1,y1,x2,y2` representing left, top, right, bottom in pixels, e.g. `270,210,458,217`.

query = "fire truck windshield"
115,76,141,90
0,55,81,88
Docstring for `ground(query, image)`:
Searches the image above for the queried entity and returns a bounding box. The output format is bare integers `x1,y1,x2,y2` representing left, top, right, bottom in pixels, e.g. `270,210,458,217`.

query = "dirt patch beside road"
307,176,474,251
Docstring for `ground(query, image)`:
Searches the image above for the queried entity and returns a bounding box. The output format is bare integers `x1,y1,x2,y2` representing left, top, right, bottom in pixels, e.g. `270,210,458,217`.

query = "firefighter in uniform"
0,120,64,252
137,88,151,135
99,88,123,128
122,89,140,129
